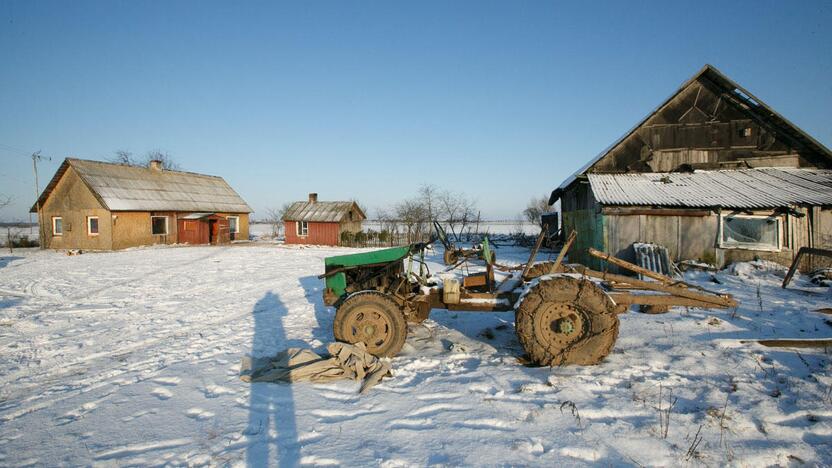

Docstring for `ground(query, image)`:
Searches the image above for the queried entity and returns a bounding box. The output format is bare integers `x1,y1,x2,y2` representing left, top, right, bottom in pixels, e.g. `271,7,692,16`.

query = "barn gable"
556,65,832,195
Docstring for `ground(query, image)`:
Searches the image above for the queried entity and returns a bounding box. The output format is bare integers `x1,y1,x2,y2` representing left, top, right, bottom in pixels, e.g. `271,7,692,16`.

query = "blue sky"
1,0,830,221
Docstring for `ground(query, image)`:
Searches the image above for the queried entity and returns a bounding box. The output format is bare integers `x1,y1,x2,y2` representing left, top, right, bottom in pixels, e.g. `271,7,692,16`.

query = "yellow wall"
39,166,113,250
111,211,179,250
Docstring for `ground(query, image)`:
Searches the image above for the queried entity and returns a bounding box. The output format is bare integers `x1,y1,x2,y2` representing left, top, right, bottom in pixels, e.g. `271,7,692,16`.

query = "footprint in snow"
415,392,463,402
387,418,436,431
185,407,215,420
203,384,235,398
151,387,173,400
151,377,181,386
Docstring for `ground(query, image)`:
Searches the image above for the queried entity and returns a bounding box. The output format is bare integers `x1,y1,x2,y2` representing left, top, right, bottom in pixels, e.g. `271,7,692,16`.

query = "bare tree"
417,184,440,222
110,150,138,166
263,202,292,238
108,149,181,170
438,190,476,241
0,194,11,211
394,198,429,243
523,195,551,226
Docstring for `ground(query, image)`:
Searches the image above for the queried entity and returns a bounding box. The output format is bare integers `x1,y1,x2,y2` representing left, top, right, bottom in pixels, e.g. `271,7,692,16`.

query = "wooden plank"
601,207,711,217
607,292,721,308
742,339,832,348
520,224,549,280
574,265,737,308
550,230,576,275
782,246,832,288
588,247,675,284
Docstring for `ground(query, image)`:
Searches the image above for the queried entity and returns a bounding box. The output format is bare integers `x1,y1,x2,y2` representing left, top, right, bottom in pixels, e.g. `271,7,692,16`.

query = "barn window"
720,214,781,251
52,217,62,236
151,216,169,235
87,216,99,236
297,221,308,236
227,216,240,234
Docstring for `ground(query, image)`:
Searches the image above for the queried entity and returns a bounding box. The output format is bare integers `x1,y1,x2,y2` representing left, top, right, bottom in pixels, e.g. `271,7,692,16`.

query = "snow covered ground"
1,244,831,466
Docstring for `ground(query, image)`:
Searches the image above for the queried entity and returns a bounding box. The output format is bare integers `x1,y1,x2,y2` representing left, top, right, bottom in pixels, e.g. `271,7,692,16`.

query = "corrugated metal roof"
32,158,252,213
588,168,832,209
282,201,365,222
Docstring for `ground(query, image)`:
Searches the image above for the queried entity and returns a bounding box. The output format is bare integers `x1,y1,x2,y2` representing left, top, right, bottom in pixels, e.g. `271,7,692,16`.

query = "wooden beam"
588,247,676,285
742,339,832,349
782,246,832,288
520,224,548,280
607,292,722,308
601,207,711,217
574,265,737,308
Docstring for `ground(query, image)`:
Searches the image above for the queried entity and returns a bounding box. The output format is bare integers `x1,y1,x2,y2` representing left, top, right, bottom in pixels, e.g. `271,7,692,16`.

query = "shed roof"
557,64,832,193
588,168,832,209
282,201,365,222
31,158,252,213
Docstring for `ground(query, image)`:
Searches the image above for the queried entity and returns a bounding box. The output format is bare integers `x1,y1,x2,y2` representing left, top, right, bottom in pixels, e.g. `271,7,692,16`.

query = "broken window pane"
721,215,779,249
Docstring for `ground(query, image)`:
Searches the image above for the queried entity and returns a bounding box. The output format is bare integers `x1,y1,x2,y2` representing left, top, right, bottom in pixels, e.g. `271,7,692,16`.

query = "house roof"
588,168,832,209
556,64,832,193
282,201,365,223
31,158,252,213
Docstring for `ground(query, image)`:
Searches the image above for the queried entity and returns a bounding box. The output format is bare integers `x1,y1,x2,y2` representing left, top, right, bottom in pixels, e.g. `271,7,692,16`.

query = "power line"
0,142,32,157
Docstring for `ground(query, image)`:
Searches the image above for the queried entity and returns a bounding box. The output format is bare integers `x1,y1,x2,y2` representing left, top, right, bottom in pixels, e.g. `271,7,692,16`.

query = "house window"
87,216,99,236
720,214,781,251
151,216,169,235
297,221,309,236
52,217,63,236
227,216,240,234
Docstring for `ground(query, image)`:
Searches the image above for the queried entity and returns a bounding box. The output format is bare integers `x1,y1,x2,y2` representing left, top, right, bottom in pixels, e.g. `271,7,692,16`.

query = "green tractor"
318,231,737,366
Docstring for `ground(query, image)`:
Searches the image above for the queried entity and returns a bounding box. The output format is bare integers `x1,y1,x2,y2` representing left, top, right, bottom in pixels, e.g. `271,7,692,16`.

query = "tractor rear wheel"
515,276,619,366
333,292,408,357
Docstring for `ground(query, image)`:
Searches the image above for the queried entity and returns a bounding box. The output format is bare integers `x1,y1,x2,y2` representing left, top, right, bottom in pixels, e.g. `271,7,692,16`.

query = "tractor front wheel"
333,292,408,357
515,276,619,366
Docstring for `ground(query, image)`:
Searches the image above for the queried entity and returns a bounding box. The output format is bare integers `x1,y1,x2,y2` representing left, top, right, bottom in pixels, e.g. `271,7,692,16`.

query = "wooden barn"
32,158,252,250
551,65,832,271
283,193,365,246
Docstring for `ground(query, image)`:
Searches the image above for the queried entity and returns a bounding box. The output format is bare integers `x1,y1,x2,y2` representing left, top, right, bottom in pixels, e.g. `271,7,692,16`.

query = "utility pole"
31,151,50,249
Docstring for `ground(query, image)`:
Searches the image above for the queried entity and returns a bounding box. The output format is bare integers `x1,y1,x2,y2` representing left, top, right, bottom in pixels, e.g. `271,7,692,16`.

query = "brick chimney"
308,193,318,203
149,160,163,171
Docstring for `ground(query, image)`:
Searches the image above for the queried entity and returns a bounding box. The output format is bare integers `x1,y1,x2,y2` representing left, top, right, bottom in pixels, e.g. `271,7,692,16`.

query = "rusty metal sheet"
588,168,832,209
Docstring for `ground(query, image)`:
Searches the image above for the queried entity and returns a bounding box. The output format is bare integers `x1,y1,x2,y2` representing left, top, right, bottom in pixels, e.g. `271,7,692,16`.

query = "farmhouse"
552,65,832,271
283,193,365,246
31,158,252,250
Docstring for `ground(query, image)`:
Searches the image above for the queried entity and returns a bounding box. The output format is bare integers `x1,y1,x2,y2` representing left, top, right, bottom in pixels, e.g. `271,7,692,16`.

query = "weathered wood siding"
38,166,113,250
592,75,830,173
284,221,340,246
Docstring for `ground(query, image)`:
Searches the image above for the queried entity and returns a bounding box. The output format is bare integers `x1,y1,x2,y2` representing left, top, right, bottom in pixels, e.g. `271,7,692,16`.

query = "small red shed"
283,193,366,246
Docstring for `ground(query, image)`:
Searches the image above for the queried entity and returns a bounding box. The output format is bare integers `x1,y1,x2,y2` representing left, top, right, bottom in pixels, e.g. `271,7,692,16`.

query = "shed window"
52,217,62,236
151,216,169,235
297,221,308,236
227,216,240,234
720,214,781,251
87,216,99,236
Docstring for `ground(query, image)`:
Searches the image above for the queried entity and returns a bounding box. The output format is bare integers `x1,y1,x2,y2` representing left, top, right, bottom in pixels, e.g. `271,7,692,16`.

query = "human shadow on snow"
0,256,23,269
297,275,335,347
245,291,303,467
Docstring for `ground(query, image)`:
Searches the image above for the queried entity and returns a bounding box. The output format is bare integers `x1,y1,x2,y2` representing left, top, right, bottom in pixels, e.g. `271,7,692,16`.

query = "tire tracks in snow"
0,248,316,423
